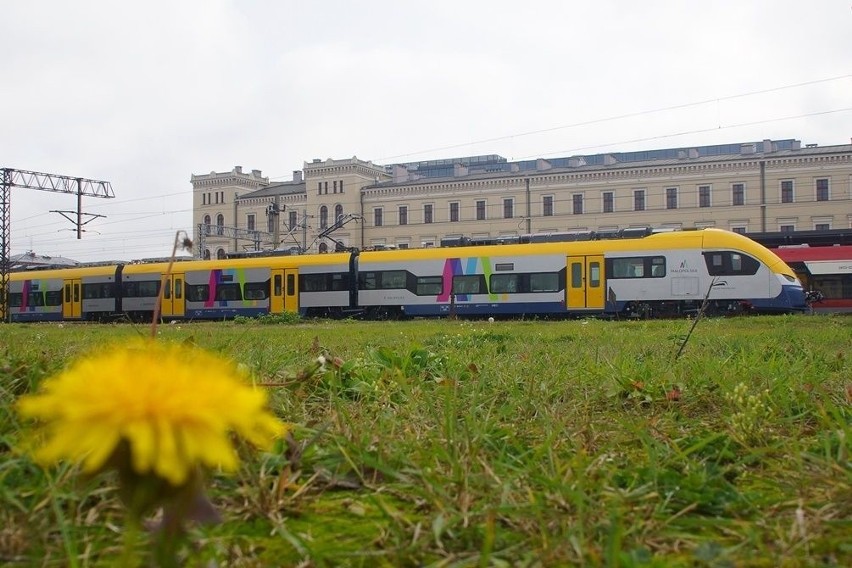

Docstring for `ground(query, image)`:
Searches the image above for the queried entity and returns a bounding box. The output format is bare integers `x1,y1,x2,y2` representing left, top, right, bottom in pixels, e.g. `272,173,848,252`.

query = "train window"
65,284,71,303
286,274,295,296
491,274,520,294
122,281,161,297
45,291,63,306
380,271,407,289
301,274,326,292
9,293,22,307
416,276,443,295
164,281,171,300
73,284,80,302
274,274,282,296
174,279,183,300
530,273,559,292
215,284,242,301
589,262,601,287
703,252,759,276
330,273,349,291
83,283,115,299
28,292,45,306
609,256,666,279
453,275,485,295
186,284,209,302
570,263,583,288
301,273,349,292
360,272,377,290
244,282,269,300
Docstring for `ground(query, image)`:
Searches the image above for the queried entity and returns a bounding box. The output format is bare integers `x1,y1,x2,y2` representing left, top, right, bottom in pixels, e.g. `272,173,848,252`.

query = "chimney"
293,170,302,183
688,148,699,158
762,139,777,153
568,156,587,167
251,169,262,177
535,159,552,171
741,144,756,155
603,155,618,165
234,165,243,173
393,164,409,183
454,163,469,177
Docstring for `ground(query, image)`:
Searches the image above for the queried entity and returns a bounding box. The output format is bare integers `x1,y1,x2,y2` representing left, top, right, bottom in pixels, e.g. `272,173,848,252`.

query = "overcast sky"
3,0,851,262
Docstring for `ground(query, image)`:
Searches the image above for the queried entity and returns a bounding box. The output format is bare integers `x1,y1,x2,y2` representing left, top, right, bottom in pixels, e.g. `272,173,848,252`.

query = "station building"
191,138,852,259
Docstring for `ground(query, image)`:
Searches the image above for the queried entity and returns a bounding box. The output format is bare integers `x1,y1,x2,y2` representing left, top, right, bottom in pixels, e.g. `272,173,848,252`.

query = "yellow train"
7,228,807,322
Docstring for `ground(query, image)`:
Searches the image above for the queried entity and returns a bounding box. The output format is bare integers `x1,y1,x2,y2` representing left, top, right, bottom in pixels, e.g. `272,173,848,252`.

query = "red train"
774,246,852,313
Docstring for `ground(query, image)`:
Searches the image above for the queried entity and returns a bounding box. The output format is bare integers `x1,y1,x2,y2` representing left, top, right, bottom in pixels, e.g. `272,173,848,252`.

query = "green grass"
1,316,850,566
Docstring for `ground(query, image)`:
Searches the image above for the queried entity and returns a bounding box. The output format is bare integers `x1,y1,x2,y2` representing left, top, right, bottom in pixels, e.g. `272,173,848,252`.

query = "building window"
816,178,829,201
203,249,211,260
335,204,343,222
318,242,328,253
780,224,795,233
424,204,433,224
781,180,794,203
542,196,553,217
602,192,614,213
289,211,297,231
333,180,338,194
666,187,678,210
374,207,383,227
633,190,645,212
267,212,274,232
339,180,344,194
814,222,831,230
319,206,328,229
317,182,322,195
698,185,711,208
477,200,487,220
730,225,747,234
203,215,211,235
399,206,408,226
503,198,514,219
450,202,460,222
732,183,745,206
324,182,329,195
247,214,255,231
572,194,583,215
216,214,224,235
202,193,206,205
216,248,226,259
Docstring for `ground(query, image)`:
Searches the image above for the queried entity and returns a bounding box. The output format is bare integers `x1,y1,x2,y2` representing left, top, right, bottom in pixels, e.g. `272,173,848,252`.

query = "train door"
285,269,298,313
63,278,82,319
271,269,285,314
566,255,605,310
160,273,185,318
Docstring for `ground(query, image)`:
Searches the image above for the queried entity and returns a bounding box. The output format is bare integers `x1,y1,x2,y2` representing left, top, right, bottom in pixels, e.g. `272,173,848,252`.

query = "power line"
376,73,852,162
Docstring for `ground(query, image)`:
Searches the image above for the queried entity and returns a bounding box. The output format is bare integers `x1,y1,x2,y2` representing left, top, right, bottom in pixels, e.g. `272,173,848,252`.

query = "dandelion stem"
151,231,191,338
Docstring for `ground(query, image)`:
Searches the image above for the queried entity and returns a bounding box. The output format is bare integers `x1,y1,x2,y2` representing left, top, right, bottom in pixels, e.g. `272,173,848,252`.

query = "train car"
352,228,806,318
774,246,852,313
7,228,806,322
8,264,121,322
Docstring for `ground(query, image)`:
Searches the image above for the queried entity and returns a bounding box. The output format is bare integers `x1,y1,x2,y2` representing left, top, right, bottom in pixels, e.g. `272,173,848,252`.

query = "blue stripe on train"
403,301,568,317
749,284,808,313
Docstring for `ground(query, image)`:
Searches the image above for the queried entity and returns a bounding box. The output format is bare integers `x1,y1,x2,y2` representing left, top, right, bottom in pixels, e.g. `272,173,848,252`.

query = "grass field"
1,315,850,567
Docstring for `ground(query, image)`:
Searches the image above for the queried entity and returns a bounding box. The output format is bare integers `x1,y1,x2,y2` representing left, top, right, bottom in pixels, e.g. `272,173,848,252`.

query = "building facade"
191,139,852,258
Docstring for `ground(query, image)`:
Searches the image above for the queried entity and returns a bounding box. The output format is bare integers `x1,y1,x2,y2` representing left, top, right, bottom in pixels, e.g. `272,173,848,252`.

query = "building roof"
238,180,306,200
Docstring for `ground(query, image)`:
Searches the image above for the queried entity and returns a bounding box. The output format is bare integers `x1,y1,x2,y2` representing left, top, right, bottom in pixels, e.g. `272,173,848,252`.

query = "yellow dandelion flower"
18,340,286,486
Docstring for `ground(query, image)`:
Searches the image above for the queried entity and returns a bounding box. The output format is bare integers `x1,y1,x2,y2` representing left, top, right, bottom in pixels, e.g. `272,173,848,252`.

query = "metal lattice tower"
1,168,114,321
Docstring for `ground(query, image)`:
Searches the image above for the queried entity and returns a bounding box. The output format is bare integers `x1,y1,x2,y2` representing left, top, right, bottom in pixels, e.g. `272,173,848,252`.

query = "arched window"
203,249,211,260
203,215,211,235
216,214,224,235
319,206,328,229
217,248,226,259
335,204,343,222
318,242,328,253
